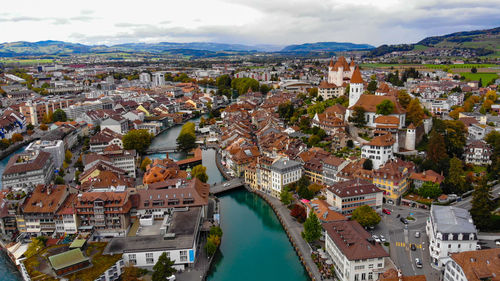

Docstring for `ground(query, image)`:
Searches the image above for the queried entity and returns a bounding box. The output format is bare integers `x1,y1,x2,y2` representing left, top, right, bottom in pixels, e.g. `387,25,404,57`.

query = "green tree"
205,236,218,256
209,226,223,237
417,182,442,199
308,87,318,98
302,212,322,243
471,67,477,73
52,109,67,122
231,77,259,96
141,157,152,172
362,159,373,170
277,102,295,122
176,122,196,152
427,130,448,164
445,157,467,194
280,185,293,205
26,123,34,131
191,165,208,183
367,80,377,93
64,150,72,164
348,106,367,127
123,129,153,154
470,177,494,230
352,205,381,228
376,100,395,115
308,135,321,147
443,120,467,157
152,253,176,281
54,176,65,184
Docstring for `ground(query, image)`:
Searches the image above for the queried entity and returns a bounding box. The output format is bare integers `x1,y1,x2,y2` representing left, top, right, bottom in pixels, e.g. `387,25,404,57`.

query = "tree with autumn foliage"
406,98,425,126
290,204,307,223
397,90,412,109
449,106,465,120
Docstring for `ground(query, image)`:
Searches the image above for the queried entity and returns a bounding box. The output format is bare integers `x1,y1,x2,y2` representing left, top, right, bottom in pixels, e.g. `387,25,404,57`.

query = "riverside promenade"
255,191,332,281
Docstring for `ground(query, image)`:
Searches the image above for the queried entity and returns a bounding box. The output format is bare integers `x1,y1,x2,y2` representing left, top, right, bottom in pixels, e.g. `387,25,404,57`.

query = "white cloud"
0,0,498,46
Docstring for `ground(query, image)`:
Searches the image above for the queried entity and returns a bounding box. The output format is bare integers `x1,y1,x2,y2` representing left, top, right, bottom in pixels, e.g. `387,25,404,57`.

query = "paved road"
453,183,500,210
374,204,441,281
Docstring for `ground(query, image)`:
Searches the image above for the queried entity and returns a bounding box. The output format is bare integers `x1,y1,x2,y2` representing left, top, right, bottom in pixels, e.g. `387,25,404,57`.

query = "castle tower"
348,66,364,108
349,59,356,75
405,123,416,151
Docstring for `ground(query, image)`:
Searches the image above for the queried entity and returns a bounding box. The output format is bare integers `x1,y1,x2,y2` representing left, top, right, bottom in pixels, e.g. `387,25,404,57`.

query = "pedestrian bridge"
145,146,179,154
211,178,247,194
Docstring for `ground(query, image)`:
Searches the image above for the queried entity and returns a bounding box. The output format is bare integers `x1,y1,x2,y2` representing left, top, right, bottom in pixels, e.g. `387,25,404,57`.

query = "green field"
423,64,497,69
460,73,498,84
0,59,55,65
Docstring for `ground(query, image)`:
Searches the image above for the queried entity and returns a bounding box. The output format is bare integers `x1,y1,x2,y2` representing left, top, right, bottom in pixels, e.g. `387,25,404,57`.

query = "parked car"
380,235,386,242
410,244,417,251
476,244,482,250
496,240,500,246
400,217,408,224
415,258,423,268
372,235,381,243
415,231,420,238
382,208,391,215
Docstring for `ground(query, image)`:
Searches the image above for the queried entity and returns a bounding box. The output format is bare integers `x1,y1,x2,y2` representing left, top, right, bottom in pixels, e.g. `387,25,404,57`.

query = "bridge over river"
210,178,248,194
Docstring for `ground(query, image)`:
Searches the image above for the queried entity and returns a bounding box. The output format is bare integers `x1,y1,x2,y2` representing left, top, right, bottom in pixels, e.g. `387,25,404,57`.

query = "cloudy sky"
1,0,499,47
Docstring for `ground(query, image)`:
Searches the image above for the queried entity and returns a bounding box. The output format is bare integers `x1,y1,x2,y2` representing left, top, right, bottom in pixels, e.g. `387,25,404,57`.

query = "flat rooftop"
104,207,201,254
136,220,163,236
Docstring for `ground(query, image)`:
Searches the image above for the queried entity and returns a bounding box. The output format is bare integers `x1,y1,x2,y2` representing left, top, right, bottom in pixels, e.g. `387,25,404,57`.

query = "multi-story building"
464,140,493,166
256,156,273,194
2,151,55,191
75,190,132,237
54,193,79,234
442,248,500,281
101,116,129,135
326,179,383,216
104,207,202,271
361,133,396,170
426,205,478,268
323,220,389,281
372,159,414,204
22,185,73,235
19,98,77,125
100,145,137,178
322,156,349,186
0,110,26,139
409,169,445,189
63,100,104,120
90,128,123,153
270,158,303,198
152,72,165,87
25,140,65,169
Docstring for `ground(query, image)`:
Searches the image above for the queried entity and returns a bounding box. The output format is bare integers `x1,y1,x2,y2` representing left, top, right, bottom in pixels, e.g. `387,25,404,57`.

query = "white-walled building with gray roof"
426,205,478,268
270,158,302,198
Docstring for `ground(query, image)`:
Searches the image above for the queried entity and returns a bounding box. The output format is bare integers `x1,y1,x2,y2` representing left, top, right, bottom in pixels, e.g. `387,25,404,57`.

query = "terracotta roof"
408,123,416,129
327,179,382,198
76,191,131,213
350,66,364,84
374,116,400,125
322,155,345,167
450,248,500,281
365,133,395,147
409,170,444,184
23,185,69,214
3,151,52,175
304,199,346,222
323,220,389,260
379,269,427,281
349,95,405,114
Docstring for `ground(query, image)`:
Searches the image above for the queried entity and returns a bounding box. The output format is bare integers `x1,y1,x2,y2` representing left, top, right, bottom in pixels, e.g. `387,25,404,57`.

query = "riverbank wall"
0,138,32,162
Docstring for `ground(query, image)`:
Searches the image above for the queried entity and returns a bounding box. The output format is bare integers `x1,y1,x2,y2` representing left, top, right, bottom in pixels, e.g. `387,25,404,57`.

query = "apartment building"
90,128,123,153
326,179,383,216
19,98,77,125
270,158,303,198
464,140,493,166
25,140,65,169
75,190,132,237
361,133,396,170
426,205,478,268
442,248,500,281
323,220,389,281
2,151,55,191
372,159,414,204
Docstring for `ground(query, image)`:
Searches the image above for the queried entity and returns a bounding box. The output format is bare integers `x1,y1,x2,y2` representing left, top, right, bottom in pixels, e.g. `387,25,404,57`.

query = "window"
146,253,154,264
368,272,373,280
129,254,136,265
180,250,188,262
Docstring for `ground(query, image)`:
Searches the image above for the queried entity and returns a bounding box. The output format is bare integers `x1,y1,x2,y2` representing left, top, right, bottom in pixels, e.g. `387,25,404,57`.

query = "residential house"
89,128,123,153
409,170,445,189
372,159,414,204
464,140,493,166
361,133,396,170
101,116,129,135
442,248,500,281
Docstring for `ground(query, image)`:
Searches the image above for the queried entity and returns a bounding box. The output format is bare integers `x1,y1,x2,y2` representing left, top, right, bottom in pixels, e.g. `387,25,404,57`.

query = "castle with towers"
318,56,364,107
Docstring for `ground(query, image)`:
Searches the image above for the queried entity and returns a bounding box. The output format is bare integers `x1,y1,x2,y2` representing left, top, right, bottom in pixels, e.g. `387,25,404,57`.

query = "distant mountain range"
281,42,374,52
0,40,374,57
366,26,500,57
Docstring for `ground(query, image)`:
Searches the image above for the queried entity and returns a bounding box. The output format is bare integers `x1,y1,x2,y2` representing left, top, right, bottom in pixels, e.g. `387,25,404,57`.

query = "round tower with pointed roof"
405,123,416,151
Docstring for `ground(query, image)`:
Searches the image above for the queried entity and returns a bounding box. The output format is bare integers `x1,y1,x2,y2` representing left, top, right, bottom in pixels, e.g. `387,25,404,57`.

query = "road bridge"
210,178,247,194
